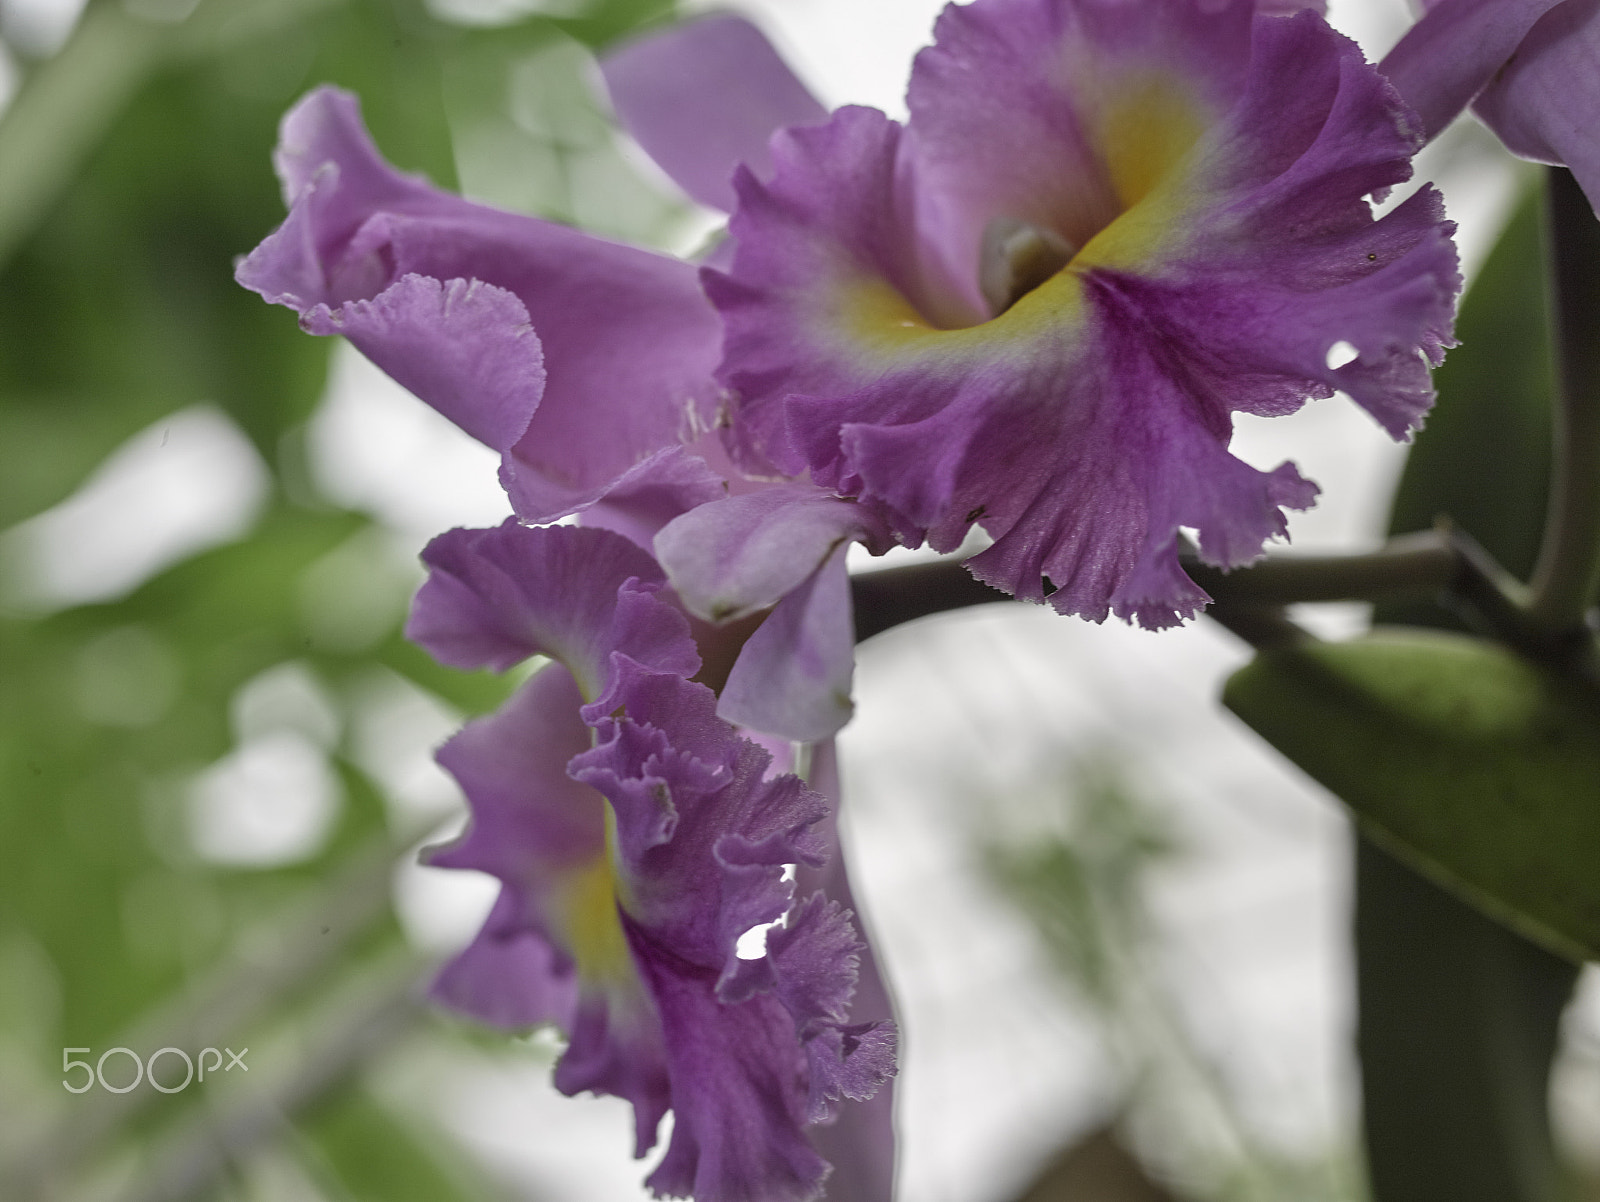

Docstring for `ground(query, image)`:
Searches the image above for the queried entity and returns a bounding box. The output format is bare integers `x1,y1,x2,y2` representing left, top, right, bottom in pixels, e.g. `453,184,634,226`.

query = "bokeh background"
0,0,1591,1199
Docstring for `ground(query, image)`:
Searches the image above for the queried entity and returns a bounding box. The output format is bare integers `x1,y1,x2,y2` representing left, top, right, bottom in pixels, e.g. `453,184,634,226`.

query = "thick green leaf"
1355,177,1576,1202
1224,628,1600,961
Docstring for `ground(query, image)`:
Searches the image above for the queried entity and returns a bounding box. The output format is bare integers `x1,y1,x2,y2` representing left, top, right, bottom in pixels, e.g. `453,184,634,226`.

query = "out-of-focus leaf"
1224,629,1600,961
300,1083,502,1202
0,0,467,526
1357,177,1577,1202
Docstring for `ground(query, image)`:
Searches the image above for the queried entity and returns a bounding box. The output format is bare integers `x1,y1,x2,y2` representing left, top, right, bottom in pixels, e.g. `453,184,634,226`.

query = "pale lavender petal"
1472,0,1600,208
576,442,729,551
601,13,828,212
655,484,892,622
717,545,857,742
1379,0,1568,142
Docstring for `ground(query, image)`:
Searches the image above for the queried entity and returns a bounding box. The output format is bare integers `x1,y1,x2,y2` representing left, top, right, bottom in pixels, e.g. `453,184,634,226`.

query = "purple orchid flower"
235,70,904,1201
678,0,1460,630
411,520,896,1202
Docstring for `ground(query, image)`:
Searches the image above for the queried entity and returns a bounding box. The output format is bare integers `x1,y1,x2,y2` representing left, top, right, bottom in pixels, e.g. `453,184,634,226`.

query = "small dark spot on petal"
965,505,987,523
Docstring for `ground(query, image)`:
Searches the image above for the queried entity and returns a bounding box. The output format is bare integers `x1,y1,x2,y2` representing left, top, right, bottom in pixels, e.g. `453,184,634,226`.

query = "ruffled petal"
417,522,895,1197
237,86,723,522
601,13,829,213
572,668,829,970
426,664,673,1153
711,6,1459,628
790,740,898,1202
630,944,827,1202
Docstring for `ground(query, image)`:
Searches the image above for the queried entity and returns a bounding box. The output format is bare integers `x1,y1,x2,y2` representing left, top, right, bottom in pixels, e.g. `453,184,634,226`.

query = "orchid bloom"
660,0,1461,630
410,520,895,1202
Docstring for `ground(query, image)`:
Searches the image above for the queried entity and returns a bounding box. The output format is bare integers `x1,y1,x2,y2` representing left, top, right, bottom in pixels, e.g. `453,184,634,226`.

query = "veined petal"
1470,0,1600,209
630,946,828,1202
1379,0,1568,142
601,13,828,213
237,86,723,522
712,3,1459,628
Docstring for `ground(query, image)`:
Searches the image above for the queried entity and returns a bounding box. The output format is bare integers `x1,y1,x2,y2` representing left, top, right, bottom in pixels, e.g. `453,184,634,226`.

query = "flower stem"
1525,166,1600,633
850,528,1600,670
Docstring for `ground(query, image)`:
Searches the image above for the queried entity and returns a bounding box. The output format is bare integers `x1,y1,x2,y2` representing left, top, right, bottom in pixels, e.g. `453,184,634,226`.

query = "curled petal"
407,521,697,700
238,86,723,521
656,484,892,622
304,273,544,452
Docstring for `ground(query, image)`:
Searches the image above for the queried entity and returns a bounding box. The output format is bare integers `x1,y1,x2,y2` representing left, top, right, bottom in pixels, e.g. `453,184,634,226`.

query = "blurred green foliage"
0,0,679,1196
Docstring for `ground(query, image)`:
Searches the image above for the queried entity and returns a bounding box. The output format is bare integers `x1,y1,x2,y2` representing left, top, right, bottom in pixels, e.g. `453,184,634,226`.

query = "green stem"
1526,166,1600,631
